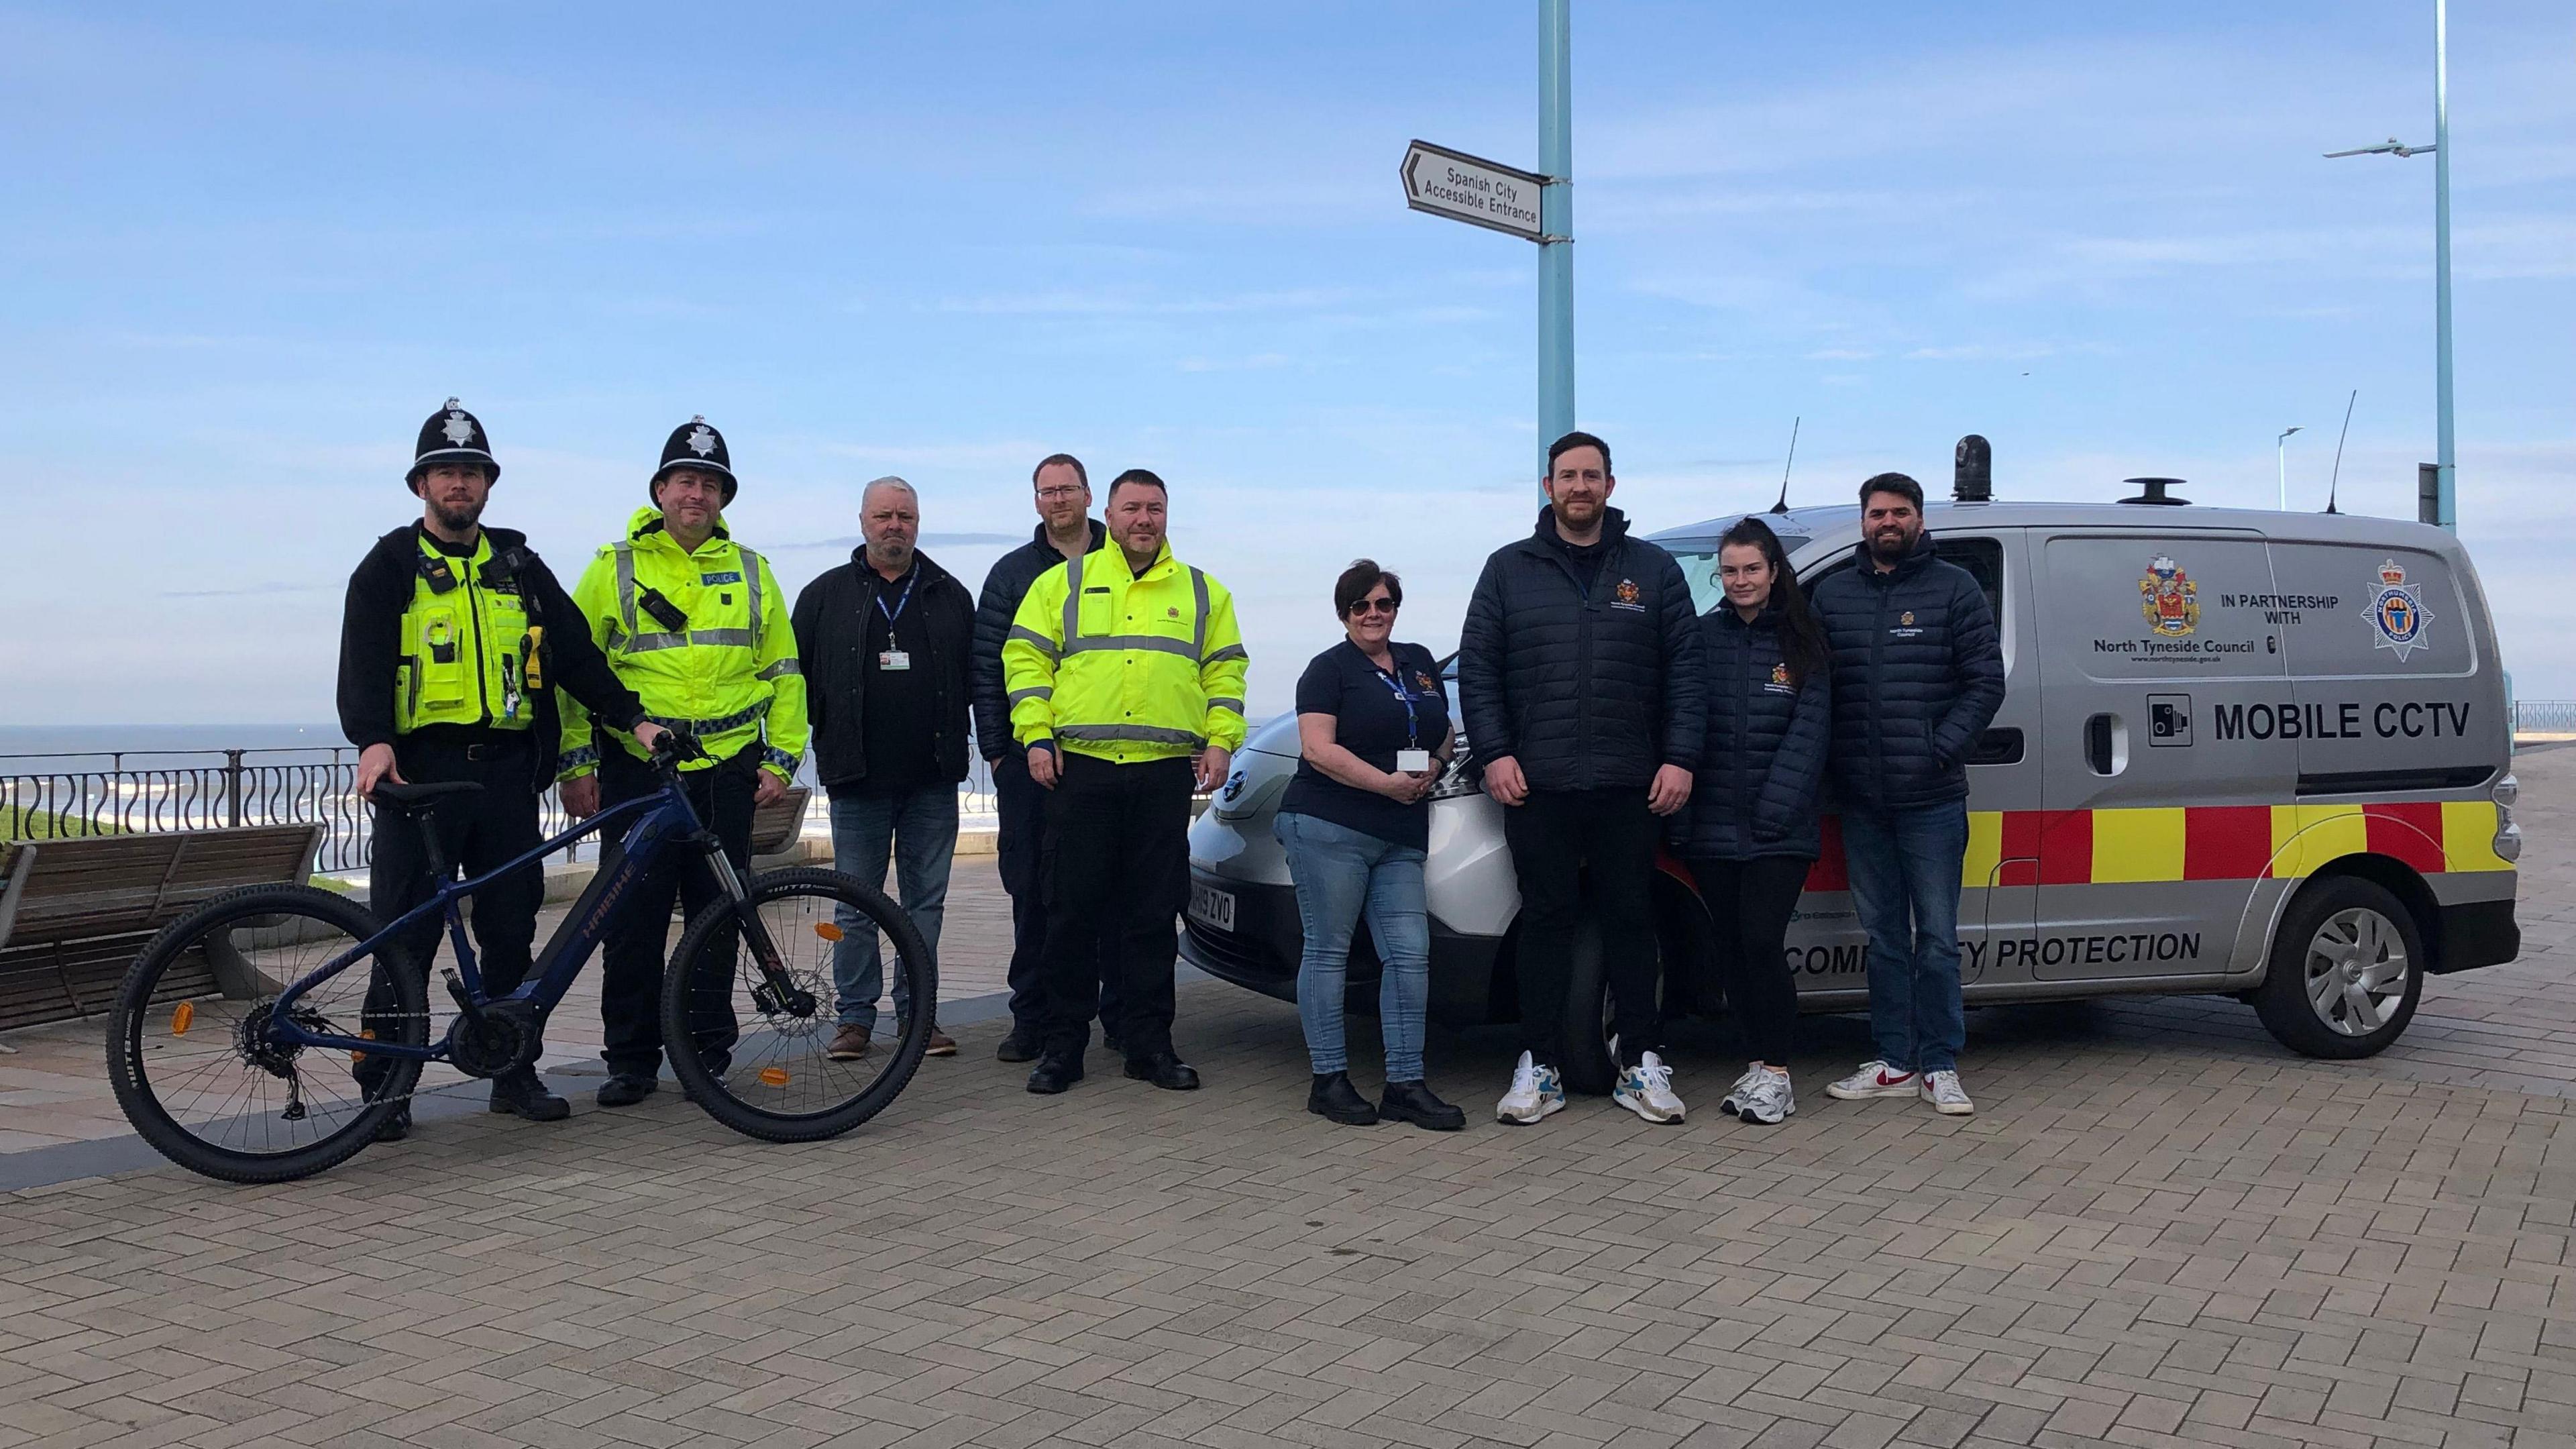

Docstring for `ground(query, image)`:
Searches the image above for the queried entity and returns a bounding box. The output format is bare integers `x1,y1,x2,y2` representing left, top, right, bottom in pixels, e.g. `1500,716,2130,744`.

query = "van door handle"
2084,713,2127,776
1966,727,2023,766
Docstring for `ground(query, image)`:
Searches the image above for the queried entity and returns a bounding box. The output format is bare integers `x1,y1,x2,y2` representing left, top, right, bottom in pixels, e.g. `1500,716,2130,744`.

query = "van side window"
1801,536,2004,623
2267,541,2473,678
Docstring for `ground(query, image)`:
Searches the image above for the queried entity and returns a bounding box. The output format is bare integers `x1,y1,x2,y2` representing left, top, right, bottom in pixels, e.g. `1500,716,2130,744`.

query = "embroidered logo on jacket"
1611,578,1645,612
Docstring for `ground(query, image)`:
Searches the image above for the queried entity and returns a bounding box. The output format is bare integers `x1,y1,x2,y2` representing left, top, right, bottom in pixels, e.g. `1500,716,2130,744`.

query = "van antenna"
2324,388,2356,515
1770,416,1799,515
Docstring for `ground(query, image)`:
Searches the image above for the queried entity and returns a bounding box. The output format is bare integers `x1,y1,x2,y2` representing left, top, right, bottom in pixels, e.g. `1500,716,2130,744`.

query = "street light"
2326,0,2453,532
2276,426,2303,509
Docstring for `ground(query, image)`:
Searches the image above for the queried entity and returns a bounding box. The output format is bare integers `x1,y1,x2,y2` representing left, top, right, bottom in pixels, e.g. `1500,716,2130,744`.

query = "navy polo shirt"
1279,639,1449,851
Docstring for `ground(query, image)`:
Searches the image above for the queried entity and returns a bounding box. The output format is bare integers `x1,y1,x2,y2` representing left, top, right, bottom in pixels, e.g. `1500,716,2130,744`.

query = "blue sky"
6,1,2571,727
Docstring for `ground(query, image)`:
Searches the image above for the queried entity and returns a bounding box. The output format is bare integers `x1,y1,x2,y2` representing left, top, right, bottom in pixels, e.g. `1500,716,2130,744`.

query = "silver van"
1181,480,2523,1094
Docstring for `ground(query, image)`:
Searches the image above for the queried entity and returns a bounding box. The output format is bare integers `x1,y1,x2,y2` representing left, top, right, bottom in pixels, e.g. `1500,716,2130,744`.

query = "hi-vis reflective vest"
558,507,806,779
1002,541,1248,763
397,532,537,734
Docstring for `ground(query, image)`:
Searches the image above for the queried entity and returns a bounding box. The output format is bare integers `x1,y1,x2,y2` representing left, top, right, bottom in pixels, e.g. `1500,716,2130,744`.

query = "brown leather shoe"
826,1025,872,1061
924,1026,957,1057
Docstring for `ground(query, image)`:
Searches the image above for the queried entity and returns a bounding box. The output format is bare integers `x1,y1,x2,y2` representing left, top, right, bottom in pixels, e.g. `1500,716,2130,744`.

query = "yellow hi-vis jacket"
557,507,807,781
1002,541,1248,763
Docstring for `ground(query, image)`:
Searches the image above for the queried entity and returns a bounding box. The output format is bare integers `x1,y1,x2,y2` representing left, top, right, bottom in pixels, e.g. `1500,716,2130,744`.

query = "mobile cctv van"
1180,457,2524,1095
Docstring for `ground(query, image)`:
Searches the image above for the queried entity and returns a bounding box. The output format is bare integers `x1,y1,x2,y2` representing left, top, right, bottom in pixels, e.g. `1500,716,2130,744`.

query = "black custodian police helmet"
651,415,737,504
407,397,500,492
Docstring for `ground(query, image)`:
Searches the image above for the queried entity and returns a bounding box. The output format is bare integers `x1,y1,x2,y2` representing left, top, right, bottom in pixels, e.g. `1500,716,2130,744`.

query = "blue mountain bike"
106,733,931,1183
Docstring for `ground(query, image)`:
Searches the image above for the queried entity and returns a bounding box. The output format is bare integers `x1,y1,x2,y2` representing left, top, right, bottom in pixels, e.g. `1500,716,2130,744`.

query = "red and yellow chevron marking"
1800,800,2511,892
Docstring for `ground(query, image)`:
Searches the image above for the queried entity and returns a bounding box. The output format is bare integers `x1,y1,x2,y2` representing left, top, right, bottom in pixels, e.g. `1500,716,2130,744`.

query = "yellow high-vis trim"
2441,800,2513,872
2269,804,2367,879
2092,806,2188,884
1962,809,2004,888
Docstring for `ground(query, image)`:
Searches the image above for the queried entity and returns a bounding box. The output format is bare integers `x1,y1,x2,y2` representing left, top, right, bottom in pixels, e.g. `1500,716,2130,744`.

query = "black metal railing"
1,744,1005,878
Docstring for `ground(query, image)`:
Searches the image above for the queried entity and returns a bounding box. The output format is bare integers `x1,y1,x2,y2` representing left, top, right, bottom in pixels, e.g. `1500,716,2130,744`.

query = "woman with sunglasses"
1273,560,1466,1130
1673,517,1833,1126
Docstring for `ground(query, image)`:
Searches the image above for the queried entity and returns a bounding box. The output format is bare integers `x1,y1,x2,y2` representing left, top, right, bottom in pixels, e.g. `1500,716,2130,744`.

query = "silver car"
1182,489,2522,1094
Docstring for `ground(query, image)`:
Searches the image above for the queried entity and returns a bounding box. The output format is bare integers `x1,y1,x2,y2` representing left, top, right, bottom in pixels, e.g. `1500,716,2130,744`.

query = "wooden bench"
749,785,813,863
0,824,323,1034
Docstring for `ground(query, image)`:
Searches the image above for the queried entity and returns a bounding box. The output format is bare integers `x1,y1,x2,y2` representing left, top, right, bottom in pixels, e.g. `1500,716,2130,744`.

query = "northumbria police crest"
2363,557,2434,661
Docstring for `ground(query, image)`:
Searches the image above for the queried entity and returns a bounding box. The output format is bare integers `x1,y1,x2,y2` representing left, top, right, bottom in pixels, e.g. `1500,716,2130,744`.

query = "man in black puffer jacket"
1811,472,2004,1117
969,454,1117,1062
1459,431,1706,1125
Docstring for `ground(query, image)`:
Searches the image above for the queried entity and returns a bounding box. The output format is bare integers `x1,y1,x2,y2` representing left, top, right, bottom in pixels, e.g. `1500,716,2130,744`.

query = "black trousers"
994,751,1122,1035
1683,854,1811,1066
595,743,755,1079
1036,752,1193,1058
360,734,545,1093
1501,787,1663,1066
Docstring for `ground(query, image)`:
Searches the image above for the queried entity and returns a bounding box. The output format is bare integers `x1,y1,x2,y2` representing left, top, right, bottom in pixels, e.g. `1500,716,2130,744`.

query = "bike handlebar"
649,727,708,770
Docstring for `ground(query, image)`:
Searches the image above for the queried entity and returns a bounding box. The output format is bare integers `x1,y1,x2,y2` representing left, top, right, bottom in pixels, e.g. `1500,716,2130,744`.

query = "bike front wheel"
106,884,426,1183
659,866,933,1142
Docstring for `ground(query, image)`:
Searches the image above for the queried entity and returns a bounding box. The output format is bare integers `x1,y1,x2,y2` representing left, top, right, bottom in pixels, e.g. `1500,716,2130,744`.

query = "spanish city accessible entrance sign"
1399,140,1546,241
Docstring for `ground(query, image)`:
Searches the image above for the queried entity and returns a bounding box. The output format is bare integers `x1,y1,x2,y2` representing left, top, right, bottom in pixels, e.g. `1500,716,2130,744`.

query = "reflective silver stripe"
1064,633,1195,659
1205,643,1248,664
756,657,802,680
1006,686,1053,706
1189,567,1210,658
623,631,690,653
1057,723,1205,748
690,628,757,648
612,543,639,637
1061,550,1085,646
1007,625,1061,661
1208,697,1245,714
643,698,773,735
737,546,765,651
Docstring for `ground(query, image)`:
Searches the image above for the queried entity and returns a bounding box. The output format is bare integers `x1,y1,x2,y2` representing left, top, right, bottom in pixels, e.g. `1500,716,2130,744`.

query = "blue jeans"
1273,812,1431,1081
1841,800,1969,1073
828,785,959,1033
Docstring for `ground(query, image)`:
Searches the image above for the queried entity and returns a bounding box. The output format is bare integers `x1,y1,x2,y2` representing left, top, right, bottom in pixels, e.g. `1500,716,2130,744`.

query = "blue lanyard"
1372,659,1419,749
874,569,918,629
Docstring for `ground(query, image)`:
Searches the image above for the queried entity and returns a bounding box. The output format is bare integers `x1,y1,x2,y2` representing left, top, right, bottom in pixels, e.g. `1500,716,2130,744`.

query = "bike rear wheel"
105,884,426,1183
660,866,932,1142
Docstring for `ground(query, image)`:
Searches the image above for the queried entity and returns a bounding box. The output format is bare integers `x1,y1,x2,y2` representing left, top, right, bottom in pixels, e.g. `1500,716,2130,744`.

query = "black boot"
1125,1051,1200,1091
996,1024,1040,1063
1027,1049,1084,1095
1307,1071,1379,1126
596,1074,658,1108
490,1069,571,1122
1379,1080,1466,1132
372,1104,413,1142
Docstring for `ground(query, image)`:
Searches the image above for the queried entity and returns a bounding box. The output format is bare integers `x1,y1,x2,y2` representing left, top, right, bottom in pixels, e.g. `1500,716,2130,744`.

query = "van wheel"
2253,877,2424,1059
1558,914,1665,1096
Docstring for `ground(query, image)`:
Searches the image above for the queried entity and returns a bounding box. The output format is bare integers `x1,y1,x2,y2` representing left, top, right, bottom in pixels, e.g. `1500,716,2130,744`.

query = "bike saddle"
369,781,486,813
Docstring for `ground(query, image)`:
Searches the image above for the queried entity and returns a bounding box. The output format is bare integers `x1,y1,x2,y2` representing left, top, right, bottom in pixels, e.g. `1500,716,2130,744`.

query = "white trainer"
1725,1067,1795,1126
1717,1065,1764,1116
1496,1051,1565,1124
1613,1051,1686,1124
1921,1070,1974,1116
1825,1061,1920,1100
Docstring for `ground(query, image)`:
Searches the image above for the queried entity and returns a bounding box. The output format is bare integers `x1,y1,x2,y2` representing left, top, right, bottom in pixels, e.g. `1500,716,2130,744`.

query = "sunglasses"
1347,597,1398,617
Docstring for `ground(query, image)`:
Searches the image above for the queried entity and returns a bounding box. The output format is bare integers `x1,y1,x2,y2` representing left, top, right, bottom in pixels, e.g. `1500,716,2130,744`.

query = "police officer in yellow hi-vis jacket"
1003,468,1246,1095
556,416,808,1108
337,399,669,1142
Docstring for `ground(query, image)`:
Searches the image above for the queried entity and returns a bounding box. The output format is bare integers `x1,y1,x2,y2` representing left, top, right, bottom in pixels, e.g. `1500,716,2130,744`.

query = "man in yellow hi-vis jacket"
1002,468,1246,1094
555,416,808,1108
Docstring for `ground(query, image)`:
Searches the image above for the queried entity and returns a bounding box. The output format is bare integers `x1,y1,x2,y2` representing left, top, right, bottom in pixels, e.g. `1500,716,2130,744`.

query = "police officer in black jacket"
1458,431,1706,1126
1812,472,2004,1117
337,399,665,1141
968,453,1118,1062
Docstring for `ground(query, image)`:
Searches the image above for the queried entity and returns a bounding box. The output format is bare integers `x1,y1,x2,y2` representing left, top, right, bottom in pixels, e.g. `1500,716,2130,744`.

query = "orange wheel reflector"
814,922,845,943
758,1067,791,1087
170,1002,194,1035
353,1028,374,1065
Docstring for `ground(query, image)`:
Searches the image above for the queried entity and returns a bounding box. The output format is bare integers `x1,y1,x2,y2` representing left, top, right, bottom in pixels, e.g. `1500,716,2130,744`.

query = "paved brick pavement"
1,754,2571,1448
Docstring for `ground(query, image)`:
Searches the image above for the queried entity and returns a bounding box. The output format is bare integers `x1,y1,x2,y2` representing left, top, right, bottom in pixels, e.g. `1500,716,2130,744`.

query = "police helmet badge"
2139,554,2199,637
2363,558,2434,661
686,424,718,458
441,409,477,446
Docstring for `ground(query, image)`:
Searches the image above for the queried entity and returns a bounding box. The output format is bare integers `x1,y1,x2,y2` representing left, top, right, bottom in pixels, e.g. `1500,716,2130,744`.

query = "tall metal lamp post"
2275,426,2303,510
2326,0,2453,531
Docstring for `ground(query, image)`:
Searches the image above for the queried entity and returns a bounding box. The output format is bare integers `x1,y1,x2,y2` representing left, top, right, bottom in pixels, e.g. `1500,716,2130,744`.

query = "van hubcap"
2304,907,2408,1036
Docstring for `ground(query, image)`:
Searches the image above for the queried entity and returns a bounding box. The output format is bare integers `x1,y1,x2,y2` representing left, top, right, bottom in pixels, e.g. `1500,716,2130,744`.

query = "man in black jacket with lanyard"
338,398,665,1141
792,476,977,1061
1458,430,1706,1126
969,453,1118,1062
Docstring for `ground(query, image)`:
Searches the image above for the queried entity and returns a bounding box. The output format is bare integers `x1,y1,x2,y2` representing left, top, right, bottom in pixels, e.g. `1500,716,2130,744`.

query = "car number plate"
1187,882,1236,933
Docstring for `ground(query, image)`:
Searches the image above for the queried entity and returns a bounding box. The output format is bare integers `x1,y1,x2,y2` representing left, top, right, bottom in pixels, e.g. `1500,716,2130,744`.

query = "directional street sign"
1400,139,1547,241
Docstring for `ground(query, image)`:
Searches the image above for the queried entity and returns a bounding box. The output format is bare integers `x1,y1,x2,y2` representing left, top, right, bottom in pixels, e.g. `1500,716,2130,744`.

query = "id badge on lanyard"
1377,663,1430,772
875,570,918,670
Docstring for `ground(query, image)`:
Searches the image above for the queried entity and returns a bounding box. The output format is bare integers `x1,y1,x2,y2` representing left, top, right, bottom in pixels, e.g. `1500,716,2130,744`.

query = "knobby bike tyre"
106,883,427,1183
659,866,933,1142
